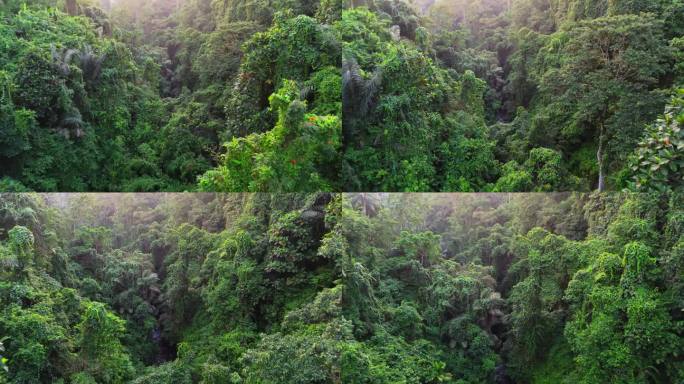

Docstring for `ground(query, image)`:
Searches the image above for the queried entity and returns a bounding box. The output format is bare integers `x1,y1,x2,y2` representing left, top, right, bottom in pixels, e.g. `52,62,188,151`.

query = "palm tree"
77,45,106,82
343,58,383,118
51,45,78,76
342,58,382,143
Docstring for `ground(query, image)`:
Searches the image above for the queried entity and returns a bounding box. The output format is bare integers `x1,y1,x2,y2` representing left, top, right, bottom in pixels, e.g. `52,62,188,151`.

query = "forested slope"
0,193,342,382
1,0,682,192
338,193,683,383
0,192,682,383
0,0,343,192
342,0,684,192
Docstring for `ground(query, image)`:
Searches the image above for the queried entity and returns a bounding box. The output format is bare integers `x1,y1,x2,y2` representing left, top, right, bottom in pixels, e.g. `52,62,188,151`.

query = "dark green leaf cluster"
1,192,680,383
342,0,683,191
0,0,343,192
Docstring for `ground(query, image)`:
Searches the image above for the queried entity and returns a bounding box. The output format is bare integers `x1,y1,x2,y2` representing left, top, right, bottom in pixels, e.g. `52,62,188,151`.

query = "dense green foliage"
0,192,681,383
627,89,684,192
0,2,166,191
0,0,342,191
337,193,684,382
1,0,682,192
342,0,684,191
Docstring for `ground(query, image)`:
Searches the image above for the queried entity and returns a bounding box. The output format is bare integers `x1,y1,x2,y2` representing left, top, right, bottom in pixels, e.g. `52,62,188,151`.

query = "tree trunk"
597,124,606,192
65,0,78,16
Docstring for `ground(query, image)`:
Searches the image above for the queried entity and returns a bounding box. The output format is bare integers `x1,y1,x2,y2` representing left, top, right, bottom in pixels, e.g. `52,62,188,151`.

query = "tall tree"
532,14,671,190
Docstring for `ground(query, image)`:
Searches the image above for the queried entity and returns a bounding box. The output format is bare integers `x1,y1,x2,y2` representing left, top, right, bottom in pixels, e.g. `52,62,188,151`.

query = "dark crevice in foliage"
341,0,683,192
0,0,343,192
0,0,681,192
1,192,682,383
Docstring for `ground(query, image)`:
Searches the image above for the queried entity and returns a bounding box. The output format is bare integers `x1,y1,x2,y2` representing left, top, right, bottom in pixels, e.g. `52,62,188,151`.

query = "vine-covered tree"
0,192,682,382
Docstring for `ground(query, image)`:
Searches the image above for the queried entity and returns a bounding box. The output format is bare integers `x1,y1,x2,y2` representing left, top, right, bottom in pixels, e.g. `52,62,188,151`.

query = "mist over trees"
342,0,683,192
0,0,343,192
0,0,681,192
0,1,681,383
0,192,681,383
